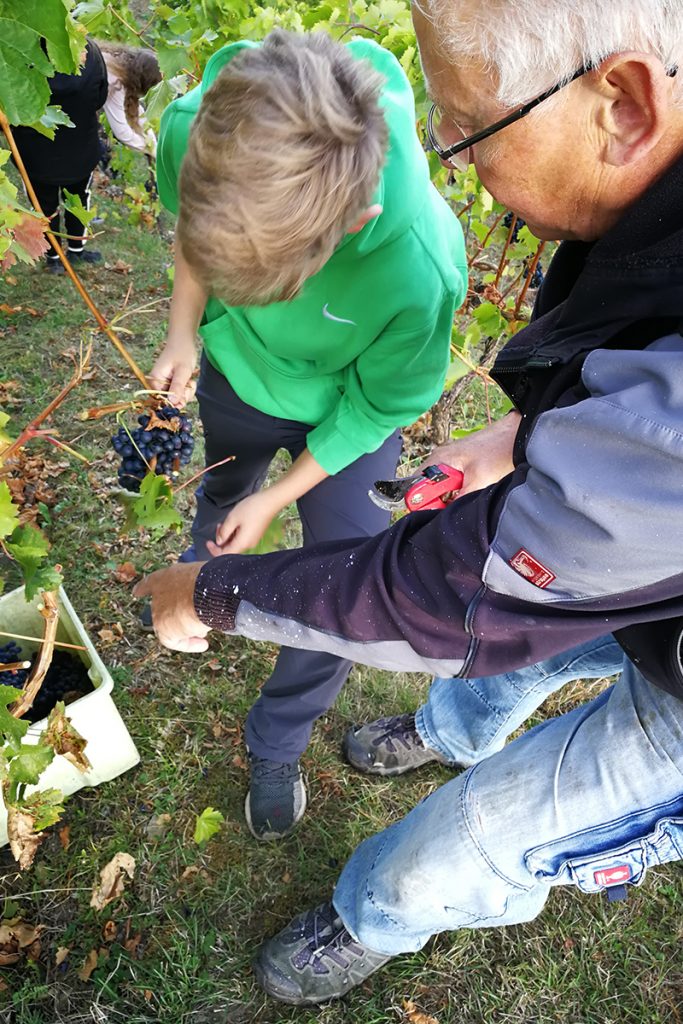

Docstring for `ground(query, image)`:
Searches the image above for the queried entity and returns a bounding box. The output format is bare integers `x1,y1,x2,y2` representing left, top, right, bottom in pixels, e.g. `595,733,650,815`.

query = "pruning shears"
369,463,465,513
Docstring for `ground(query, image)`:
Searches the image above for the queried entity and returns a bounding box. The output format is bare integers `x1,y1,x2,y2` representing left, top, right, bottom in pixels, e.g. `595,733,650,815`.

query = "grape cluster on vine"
0,644,92,722
111,405,194,492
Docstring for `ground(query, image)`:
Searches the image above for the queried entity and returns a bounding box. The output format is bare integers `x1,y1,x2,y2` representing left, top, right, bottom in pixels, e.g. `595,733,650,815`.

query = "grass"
1,165,682,1024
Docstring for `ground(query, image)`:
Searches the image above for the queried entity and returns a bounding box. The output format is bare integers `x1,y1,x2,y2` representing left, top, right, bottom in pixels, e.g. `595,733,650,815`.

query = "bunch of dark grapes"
0,645,92,722
0,641,30,688
523,259,545,289
503,211,526,241
111,405,194,492
29,651,92,722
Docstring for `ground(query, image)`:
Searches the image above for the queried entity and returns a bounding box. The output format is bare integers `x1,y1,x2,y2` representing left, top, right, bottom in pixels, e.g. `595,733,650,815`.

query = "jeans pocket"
525,799,683,894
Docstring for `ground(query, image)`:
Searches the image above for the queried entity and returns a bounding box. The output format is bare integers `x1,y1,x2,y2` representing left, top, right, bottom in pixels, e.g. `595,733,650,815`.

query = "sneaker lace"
370,713,419,752
292,904,363,972
249,756,299,786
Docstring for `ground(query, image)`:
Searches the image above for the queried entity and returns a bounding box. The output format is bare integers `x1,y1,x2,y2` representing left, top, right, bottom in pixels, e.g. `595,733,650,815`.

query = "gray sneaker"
245,753,307,841
252,901,392,1005
342,713,450,776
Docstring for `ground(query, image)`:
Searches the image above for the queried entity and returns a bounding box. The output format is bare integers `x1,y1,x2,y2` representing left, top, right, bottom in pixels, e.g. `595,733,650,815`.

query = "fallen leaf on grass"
179,865,209,883
144,812,171,840
58,825,70,850
402,1000,441,1024
0,978,8,991
0,919,45,965
55,946,70,966
97,628,116,644
206,658,222,673
90,852,136,911
123,931,142,957
113,561,138,584
102,920,117,943
78,948,99,981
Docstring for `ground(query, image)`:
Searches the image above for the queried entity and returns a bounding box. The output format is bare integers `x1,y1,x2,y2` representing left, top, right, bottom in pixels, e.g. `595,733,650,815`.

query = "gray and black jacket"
194,155,683,699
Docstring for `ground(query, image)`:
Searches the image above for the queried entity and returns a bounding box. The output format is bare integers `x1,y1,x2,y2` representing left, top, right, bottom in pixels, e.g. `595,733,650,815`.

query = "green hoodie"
157,39,467,475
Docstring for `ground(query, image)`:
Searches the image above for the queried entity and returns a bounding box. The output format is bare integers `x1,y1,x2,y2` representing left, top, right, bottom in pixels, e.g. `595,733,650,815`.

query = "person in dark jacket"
135,0,683,1006
13,39,107,273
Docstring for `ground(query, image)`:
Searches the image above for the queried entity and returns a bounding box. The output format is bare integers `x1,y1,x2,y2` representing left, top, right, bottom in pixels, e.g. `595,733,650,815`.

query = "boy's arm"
149,246,207,407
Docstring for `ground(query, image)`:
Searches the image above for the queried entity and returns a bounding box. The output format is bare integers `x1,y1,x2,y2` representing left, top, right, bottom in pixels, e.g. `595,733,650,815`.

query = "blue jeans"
333,637,683,955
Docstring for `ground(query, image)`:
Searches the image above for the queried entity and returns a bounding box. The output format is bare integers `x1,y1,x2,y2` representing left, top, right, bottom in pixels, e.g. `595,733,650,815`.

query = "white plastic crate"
0,585,140,846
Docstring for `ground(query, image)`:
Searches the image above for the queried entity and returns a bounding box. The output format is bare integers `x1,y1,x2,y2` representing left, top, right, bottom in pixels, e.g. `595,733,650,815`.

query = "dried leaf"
402,1000,441,1024
78,948,98,981
144,812,171,840
102,920,117,943
123,931,142,957
0,919,45,966
113,561,138,584
90,852,136,911
7,808,43,869
97,628,116,644
44,702,91,772
206,658,222,673
58,825,71,850
55,946,70,965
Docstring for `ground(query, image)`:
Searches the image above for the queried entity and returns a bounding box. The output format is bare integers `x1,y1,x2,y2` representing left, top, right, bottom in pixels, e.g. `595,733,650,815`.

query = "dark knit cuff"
193,561,241,631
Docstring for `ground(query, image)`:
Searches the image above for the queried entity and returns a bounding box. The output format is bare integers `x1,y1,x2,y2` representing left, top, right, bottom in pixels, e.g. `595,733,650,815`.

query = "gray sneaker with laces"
245,752,307,840
253,901,392,1005
342,713,450,776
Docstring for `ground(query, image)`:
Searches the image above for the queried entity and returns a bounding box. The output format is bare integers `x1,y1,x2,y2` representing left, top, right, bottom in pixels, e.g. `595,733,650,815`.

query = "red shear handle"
404,464,465,512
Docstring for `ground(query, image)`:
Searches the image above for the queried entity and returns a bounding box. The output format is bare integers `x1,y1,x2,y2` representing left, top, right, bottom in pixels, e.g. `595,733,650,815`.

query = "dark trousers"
31,175,93,259
188,356,401,762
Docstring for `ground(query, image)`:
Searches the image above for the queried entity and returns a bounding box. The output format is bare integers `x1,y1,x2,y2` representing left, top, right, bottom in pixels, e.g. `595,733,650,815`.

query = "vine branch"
10,592,59,719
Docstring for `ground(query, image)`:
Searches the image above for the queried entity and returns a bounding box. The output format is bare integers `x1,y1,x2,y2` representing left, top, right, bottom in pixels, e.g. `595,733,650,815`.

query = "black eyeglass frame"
427,62,679,164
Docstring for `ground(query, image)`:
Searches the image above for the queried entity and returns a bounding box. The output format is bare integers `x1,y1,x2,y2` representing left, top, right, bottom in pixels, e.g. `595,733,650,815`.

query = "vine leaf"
0,685,29,753
0,481,20,539
6,807,44,869
62,189,98,229
43,702,91,772
11,213,50,261
5,524,62,601
194,806,225,844
129,473,182,537
7,742,54,788
18,787,64,831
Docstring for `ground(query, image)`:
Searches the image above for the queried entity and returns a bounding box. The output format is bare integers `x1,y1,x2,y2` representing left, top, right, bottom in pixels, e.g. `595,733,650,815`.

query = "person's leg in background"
63,173,101,264
30,181,62,274
243,430,402,840
344,634,624,774
253,658,683,1004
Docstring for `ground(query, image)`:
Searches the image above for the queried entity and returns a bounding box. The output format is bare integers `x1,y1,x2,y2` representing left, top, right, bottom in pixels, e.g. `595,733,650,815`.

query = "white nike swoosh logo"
322,303,356,326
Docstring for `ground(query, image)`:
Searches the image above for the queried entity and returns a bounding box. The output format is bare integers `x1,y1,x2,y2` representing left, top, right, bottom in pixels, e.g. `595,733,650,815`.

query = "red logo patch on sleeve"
593,864,632,887
509,549,556,589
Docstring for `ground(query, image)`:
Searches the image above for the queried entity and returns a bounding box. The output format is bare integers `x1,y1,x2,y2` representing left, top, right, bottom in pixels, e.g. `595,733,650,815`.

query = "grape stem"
0,630,85,652
10,592,60,719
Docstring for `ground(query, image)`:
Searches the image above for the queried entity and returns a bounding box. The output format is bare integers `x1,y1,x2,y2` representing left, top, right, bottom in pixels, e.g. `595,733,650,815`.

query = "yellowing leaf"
194,806,224,844
43,702,91,772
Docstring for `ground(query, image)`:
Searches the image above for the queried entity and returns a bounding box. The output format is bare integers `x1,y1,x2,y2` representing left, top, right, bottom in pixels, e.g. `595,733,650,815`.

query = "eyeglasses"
426,65,592,171
427,62,680,171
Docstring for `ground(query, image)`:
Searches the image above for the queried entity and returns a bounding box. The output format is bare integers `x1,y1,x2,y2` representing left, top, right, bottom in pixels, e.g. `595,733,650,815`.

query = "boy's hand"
207,492,281,557
133,562,210,652
148,334,197,408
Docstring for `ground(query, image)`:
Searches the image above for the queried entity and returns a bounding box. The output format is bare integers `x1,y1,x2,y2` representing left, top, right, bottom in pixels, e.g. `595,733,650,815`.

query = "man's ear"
595,52,673,166
347,204,383,234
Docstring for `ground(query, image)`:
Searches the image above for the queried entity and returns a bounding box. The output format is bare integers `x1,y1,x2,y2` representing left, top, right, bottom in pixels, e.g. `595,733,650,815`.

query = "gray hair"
418,0,683,107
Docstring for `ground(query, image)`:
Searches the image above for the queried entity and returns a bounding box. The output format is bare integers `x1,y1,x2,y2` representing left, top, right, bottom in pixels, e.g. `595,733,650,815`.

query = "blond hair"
177,29,389,306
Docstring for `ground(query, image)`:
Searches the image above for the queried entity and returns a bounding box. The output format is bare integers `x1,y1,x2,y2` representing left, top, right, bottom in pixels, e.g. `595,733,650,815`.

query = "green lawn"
1,171,682,1024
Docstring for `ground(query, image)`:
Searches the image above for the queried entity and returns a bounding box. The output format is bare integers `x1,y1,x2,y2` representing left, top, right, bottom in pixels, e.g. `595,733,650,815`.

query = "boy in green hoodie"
150,29,467,840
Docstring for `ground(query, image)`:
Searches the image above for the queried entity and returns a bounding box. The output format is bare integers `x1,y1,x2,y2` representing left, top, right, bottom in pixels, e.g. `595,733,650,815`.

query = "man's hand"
207,491,281,557
422,411,521,497
133,562,210,652
148,334,197,408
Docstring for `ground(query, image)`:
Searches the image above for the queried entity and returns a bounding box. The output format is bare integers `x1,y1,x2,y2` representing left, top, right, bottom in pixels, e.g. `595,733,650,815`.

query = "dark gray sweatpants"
186,356,401,762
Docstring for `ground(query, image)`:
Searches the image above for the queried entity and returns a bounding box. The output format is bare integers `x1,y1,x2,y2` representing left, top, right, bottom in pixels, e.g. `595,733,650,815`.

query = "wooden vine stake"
0,109,150,390
10,592,60,720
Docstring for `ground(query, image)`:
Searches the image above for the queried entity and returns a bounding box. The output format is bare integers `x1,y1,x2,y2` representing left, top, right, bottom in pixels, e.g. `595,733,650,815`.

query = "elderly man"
136,0,683,1006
